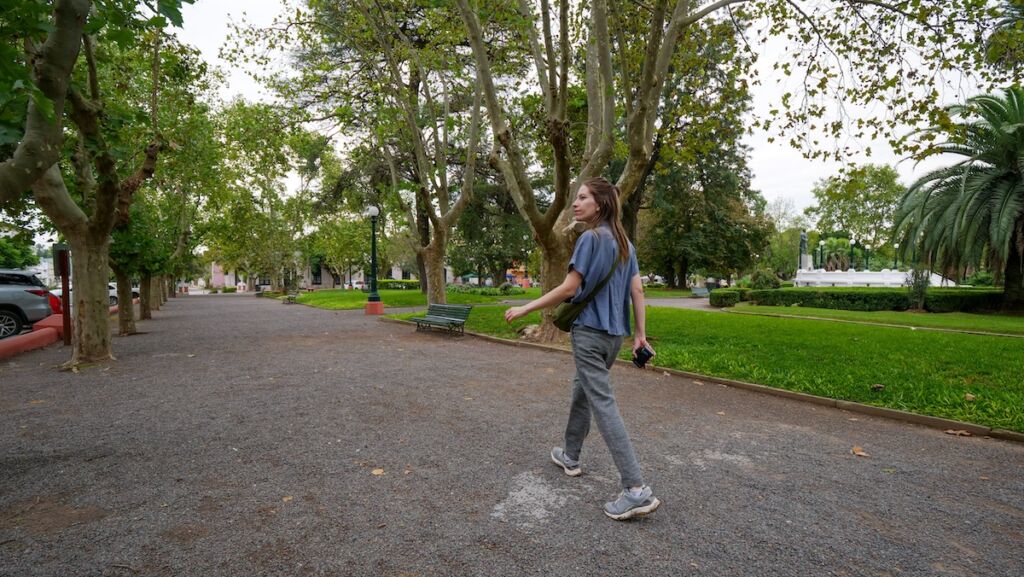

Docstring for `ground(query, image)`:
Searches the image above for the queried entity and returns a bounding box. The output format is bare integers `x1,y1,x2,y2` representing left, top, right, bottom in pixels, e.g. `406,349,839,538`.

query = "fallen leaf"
371,468,385,476
694,380,705,386
463,397,473,401
851,446,871,457
964,393,976,402
944,429,972,437
28,399,47,405
882,467,896,474
979,476,990,480
870,383,885,392
663,372,670,377
848,418,860,421
716,412,726,416
187,354,195,358
282,496,293,503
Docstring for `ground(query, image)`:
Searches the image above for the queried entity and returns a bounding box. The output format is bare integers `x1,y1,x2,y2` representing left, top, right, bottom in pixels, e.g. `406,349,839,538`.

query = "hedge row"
710,289,741,307
378,279,421,290
746,288,1003,313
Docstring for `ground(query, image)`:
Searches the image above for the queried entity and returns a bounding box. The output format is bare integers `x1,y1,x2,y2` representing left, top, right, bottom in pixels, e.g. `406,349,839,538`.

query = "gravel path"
1,294,1022,577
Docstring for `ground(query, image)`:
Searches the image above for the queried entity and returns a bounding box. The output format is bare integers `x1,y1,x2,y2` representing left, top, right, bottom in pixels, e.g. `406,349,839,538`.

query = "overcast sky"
177,0,954,214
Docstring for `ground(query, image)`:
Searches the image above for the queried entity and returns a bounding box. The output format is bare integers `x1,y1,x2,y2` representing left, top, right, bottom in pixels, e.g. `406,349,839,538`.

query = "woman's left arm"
504,271,583,323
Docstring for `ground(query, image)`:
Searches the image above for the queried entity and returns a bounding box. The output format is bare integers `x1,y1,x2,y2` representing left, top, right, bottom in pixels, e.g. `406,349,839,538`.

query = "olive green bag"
552,262,619,332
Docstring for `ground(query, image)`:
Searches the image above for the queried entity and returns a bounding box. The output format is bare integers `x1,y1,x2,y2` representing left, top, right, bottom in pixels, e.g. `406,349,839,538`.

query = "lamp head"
366,205,380,218
818,240,825,246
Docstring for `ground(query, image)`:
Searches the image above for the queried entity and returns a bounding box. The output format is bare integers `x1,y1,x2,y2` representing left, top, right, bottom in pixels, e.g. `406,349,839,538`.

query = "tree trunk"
422,232,448,305
68,235,114,364
535,232,573,342
162,276,171,302
1003,221,1024,311
139,275,152,319
112,265,136,335
149,275,161,311
168,275,177,298
679,258,690,289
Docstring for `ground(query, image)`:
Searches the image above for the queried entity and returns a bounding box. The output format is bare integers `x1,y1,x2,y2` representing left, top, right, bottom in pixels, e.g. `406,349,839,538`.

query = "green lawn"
297,288,541,310
392,305,1024,432
644,288,693,298
731,303,1024,336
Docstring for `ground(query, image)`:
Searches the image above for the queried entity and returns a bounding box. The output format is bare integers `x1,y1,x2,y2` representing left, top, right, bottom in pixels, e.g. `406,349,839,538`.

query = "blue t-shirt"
568,223,639,336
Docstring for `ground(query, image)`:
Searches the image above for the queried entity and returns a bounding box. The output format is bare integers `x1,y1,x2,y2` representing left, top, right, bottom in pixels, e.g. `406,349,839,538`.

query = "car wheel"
109,295,118,306
0,310,23,340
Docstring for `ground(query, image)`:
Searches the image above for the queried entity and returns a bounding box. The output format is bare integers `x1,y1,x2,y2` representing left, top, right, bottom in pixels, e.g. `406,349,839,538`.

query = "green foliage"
894,87,1024,308
449,181,533,285
222,286,237,294
965,270,996,286
804,165,904,248
750,268,781,290
906,267,931,310
446,284,526,297
709,289,741,307
0,233,39,269
748,287,1003,313
378,279,420,290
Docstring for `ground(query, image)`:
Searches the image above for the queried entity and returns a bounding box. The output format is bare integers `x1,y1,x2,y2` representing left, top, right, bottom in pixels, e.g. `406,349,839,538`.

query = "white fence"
794,269,956,288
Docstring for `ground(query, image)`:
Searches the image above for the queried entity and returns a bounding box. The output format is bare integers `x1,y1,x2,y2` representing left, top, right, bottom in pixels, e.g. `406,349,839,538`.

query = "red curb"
0,327,60,360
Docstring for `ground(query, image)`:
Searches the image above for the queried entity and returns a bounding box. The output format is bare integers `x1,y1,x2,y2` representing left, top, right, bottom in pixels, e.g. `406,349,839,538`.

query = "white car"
51,283,140,306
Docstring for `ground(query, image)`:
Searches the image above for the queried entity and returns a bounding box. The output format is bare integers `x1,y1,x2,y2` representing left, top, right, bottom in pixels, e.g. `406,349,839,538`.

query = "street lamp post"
865,244,871,270
849,237,856,271
818,239,825,270
365,205,384,315
893,242,899,269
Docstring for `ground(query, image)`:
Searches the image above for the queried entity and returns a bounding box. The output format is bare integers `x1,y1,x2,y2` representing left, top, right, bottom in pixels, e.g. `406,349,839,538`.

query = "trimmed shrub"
735,288,752,302
964,271,995,287
923,289,1003,313
446,284,526,296
378,279,421,290
710,289,741,307
644,282,666,289
750,268,782,290
749,288,911,311
222,287,237,294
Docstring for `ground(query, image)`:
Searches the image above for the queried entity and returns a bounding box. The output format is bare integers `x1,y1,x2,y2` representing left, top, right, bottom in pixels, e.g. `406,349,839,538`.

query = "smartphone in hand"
632,345,654,368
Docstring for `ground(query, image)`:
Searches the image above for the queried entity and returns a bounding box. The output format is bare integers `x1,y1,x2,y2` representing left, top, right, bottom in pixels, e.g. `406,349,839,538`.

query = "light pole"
365,205,384,315
818,239,825,270
849,237,856,271
865,244,871,270
893,242,899,269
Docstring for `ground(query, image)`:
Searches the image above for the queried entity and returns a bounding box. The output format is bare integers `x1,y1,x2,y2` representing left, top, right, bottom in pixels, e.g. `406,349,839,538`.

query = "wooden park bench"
691,286,710,297
410,303,473,336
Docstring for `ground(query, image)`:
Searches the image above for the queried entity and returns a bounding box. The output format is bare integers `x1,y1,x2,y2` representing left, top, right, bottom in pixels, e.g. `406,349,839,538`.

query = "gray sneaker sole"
605,497,661,520
550,451,582,477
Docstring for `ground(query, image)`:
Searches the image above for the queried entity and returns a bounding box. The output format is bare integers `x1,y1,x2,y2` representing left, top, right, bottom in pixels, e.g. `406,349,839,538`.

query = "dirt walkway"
1,294,1021,576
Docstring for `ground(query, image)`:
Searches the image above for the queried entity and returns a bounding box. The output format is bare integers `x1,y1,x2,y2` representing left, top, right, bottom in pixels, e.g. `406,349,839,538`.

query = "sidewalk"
1,295,1021,576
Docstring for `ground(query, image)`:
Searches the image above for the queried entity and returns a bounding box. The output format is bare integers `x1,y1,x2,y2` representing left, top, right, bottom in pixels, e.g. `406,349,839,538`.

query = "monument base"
364,301,385,315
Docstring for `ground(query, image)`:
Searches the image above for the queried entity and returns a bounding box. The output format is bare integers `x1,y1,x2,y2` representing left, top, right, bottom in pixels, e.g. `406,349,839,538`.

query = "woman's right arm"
504,270,583,323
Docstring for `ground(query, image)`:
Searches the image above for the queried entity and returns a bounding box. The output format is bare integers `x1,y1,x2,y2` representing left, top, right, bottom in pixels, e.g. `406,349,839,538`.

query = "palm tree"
894,87,1024,310
985,1,1024,67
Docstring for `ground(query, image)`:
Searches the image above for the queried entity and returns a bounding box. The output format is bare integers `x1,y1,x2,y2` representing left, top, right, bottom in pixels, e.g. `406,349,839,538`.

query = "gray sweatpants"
564,325,644,488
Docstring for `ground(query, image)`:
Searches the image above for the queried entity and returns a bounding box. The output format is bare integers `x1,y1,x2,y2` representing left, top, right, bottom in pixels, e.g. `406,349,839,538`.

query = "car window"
0,273,36,286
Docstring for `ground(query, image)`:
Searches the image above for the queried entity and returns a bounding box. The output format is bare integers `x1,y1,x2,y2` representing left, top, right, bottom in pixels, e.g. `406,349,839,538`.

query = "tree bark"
139,275,152,319
112,265,136,335
1003,219,1024,311
149,276,161,311
67,235,113,363
423,239,447,305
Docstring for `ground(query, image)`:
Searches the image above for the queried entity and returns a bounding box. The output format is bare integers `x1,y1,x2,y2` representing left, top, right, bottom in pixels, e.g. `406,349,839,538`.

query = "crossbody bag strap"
577,258,619,306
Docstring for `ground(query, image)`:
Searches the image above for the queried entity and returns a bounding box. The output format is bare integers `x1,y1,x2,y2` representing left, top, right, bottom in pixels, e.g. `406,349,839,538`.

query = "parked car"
0,269,55,339
52,283,140,306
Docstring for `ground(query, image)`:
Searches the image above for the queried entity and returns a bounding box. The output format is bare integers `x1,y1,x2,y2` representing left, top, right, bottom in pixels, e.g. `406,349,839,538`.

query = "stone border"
380,316,1023,444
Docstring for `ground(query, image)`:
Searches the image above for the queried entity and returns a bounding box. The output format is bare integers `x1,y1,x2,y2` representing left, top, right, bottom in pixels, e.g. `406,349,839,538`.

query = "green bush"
964,271,995,287
644,282,666,288
209,288,219,294
222,287,237,294
447,283,525,296
735,288,752,302
750,288,911,311
923,289,1003,313
710,289,741,307
379,279,421,290
750,268,782,290
747,287,1004,313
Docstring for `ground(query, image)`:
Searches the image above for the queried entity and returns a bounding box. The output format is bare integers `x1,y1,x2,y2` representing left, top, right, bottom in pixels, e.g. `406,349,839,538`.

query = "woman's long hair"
582,177,630,263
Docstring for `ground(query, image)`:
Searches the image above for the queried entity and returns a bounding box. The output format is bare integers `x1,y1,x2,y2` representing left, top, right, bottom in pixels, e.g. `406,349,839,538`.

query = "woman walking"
505,177,660,520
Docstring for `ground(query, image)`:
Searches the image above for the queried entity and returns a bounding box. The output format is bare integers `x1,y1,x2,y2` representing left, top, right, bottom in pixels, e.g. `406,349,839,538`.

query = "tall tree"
895,87,1024,310
804,164,904,249
456,0,1000,340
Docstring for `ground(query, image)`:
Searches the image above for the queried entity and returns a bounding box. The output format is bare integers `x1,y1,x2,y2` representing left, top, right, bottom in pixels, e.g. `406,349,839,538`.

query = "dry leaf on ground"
851,446,871,457
944,429,972,437
371,468,385,476
964,393,976,402
282,495,293,503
